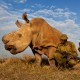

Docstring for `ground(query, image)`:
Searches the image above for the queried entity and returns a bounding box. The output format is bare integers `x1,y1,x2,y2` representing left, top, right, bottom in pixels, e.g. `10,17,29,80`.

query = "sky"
0,0,80,57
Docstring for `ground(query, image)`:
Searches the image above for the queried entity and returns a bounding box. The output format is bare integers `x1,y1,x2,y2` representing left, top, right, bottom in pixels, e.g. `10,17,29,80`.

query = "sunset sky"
0,0,80,57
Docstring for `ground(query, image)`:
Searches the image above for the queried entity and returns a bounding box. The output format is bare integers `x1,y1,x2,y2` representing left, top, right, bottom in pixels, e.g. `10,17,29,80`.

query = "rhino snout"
5,45,16,51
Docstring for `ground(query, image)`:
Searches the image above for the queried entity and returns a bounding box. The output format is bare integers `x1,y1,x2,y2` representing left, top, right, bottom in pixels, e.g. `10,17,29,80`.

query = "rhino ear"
22,12,29,23
15,20,23,28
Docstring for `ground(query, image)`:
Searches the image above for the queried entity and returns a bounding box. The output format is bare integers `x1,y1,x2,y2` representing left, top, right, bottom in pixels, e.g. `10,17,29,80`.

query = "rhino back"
30,18,62,48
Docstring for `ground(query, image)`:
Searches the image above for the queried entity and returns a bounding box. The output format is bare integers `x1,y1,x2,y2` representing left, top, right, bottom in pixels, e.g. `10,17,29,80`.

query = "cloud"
54,8,76,17
0,25,17,31
14,0,27,3
0,1,9,9
0,7,10,17
46,18,80,37
0,3,22,30
31,3,50,9
29,8,77,22
49,19,78,29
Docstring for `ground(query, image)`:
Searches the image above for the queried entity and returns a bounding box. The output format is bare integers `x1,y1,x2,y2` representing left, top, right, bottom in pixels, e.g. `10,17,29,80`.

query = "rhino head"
2,12,33,54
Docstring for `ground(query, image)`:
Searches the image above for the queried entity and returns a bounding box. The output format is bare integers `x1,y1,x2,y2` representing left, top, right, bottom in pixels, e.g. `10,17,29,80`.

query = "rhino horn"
22,12,29,23
15,20,23,28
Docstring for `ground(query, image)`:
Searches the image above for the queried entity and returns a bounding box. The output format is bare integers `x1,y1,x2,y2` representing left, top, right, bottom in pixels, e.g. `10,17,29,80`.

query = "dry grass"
0,54,80,80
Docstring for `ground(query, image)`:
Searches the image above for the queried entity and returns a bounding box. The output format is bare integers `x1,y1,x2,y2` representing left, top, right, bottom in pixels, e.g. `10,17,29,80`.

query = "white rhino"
2,12,62,66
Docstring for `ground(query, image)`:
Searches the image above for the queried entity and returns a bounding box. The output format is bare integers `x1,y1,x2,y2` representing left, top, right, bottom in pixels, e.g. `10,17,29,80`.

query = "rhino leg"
30,48,42,66
34,53,42,66
48,47,57,69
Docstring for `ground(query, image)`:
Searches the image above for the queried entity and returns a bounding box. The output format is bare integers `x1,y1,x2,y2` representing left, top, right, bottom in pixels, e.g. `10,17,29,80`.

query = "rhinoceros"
2,12,62,66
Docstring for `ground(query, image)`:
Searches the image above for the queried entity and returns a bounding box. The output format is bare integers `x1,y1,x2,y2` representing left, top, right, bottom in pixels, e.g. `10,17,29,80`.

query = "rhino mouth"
5,45,17,54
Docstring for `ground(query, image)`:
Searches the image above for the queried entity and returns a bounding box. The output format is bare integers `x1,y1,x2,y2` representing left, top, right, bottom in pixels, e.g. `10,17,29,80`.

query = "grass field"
0,54,80,80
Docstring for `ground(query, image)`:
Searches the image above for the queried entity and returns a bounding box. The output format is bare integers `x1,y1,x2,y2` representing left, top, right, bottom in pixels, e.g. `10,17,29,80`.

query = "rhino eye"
18,34,22,38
